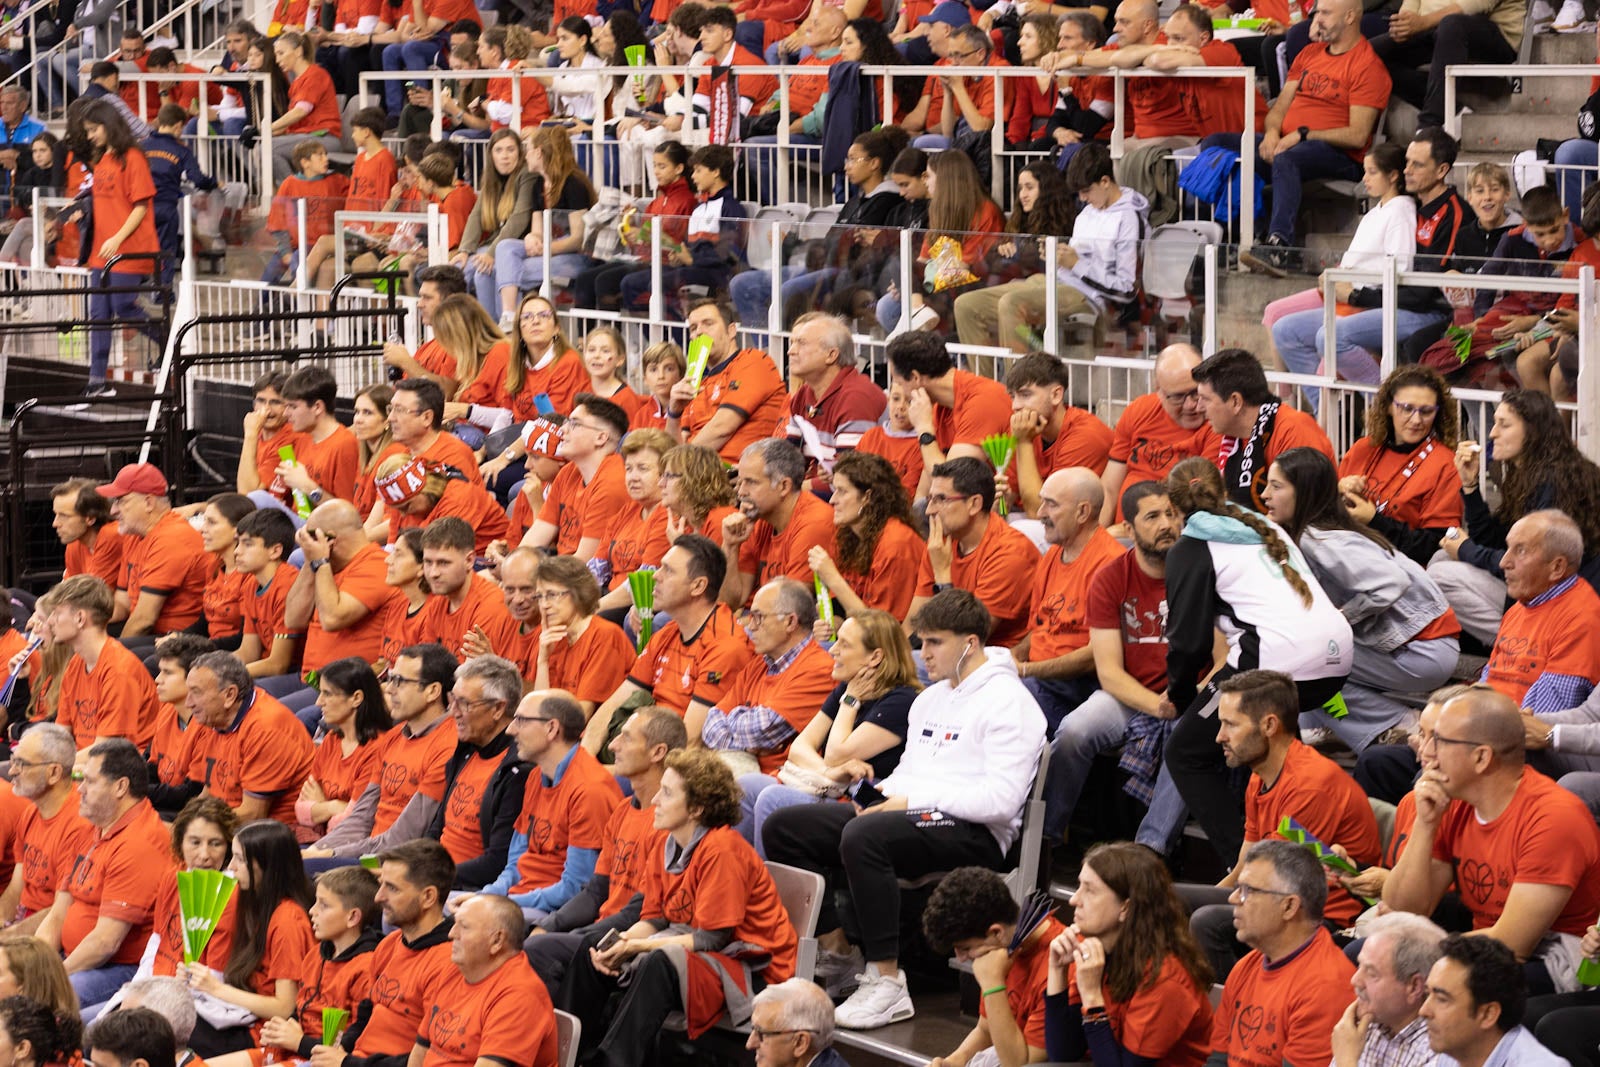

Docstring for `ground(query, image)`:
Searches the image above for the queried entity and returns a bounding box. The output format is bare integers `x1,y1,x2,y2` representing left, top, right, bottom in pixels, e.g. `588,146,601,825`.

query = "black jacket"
291,928,384,1059
422,730,530,890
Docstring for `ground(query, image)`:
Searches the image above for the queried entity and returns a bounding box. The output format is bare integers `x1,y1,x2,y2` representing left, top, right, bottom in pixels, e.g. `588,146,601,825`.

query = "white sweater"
878,647,1046,854
1340,194,1417,273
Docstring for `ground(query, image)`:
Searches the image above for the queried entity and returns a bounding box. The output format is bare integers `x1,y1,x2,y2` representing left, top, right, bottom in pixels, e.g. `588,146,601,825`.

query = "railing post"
766,220,782,350
428,202,446,267
896,227,914,335
1203,242,1218,355
539,207,554,300
1240,72,1255,257
648,220,664,341
260,87,276,214
1110,72,1125,161
1578,265,1599,462
990,70,1004,202
776,68,791,205
1043,235,1059,357
1445,70,1460,141
1380,256,1398,378
295,199,309,290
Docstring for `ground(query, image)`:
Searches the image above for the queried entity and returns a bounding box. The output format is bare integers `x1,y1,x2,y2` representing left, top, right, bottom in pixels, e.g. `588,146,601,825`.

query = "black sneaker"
1240,234,1293,278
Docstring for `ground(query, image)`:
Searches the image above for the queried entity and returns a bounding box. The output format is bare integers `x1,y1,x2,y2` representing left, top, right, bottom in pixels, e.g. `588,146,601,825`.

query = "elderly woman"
529,555,635,718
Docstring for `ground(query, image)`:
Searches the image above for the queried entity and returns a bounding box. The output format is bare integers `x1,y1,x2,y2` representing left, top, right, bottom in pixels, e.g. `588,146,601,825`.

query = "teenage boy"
146,634,215,817
306,106,397,291
262,140,350,288
47,576,161,762
252,865,383,1062
412,152,476,261
232,508,303,681
236,370,304,503
276,365,360,510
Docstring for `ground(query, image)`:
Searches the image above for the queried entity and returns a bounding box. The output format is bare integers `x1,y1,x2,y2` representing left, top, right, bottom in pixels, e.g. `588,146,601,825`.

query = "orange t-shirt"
411,430,482,482
121,509,210,633
286,62,342,135
268,173,351,246
438,742,509,865
60,799,175,966
414,574,522,661
933,370,1012,454
254,423,306,507
1432,766,1600,937
604,505,671,583
89,148,160,270
1338,437,1462,533
417,954,557,1067
63,524,127,586
544,617,637,707
389,479,509,555
58,637,160,750
630,397,672,434
436,180,477,251
855,426,923,500
1194,404,1335,513
458,346,589,422
298,424,361,503
1108,40,1192,139
0,783,26,896
682,348,789,465
595,797,666,918
712,640,838,774
923,52,1009,134
1557,238,1600,311
1212,927,1355,1067
151,873,235,976
1026,526,1126,662
149,704,200,787
186,689,315,826
512,746,622,893
1282,39,1392,162
203,560,254,641
840,517,930,621
291,938,377,1042
1068,952,1213,1063
938,513,1041,648
308,734,386,824
354,926,457,1056
1027,406,1114,480
737,490,837,597
627,603,756,717
980,916,1067,1053
348,146,398,214
378,597,430,670
1384,790,1418,870
370,716,459,834
303,542,400,673
1243,739,1382,927
11,792,95,915
1484,577,1600,708
538,453,631,555
1109,393,1204,521
411,340,458,385
486,64,551,131
241,562,303,652
245,898,317,997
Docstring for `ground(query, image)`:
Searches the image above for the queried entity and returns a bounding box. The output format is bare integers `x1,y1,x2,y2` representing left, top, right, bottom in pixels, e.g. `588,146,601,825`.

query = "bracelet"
981,985,1007,998
667,408,684,420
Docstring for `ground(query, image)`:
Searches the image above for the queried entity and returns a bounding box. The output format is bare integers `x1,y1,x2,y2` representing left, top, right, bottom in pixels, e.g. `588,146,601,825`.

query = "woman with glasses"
455,293,587,426
1336,365,1463,568
598,429,675,618
295,657,393,843
1044,842,1213,1066
127,796,240,986
1262,447,1460,754
530,555,635,719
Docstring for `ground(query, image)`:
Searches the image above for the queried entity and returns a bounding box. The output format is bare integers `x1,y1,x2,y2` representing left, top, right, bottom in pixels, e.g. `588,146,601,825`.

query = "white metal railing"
1443,64,1596,142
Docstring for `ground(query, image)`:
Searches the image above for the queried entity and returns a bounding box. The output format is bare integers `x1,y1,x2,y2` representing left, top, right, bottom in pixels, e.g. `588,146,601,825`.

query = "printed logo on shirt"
528,815,556,852
380,759,413,799
425,1005,469,1057
1121,597,1169,645
664,886,695,923
608,837,641,889
1456,858,1501,906
1126,436,1180,473
369,972,407,1011
446,778,483,825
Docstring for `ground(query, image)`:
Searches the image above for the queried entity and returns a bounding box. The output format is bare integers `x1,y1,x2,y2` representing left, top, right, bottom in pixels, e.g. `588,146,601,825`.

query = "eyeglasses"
389,405,423,417
844,153,869,166
533,590,574,604
1392,401,1440,420
384,674,427,689
563,419,603,435
1162,388,1200,405
449,695,503,713
750,1028,812,1043
520,309,555,323
925,493,972,507
743,609,794,628
1420,732,1484,751
8,757,60,772
658,471,682,483
511,714,555,726
1233,882,1294,902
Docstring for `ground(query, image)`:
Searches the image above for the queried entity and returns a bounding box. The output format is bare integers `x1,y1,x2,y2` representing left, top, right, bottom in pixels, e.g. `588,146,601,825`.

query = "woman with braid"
1155,457,1353,868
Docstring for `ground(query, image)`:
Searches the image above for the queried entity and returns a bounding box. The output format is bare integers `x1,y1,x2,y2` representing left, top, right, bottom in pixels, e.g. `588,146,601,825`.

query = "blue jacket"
140,131,218,211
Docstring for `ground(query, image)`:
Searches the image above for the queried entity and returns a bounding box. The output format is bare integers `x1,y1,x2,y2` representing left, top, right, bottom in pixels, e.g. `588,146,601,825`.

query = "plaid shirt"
1358,1016,1434,1067
701,638,815,754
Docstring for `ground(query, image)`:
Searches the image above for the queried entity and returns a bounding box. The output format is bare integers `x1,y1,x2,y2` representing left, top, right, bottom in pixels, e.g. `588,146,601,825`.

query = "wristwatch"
918,431,937,447
309,558,330,572
309,488,325,506
1298,125,1311,143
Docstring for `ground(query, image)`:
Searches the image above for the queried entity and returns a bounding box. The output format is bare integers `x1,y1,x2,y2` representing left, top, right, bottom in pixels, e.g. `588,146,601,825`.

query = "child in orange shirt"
262,140,351,287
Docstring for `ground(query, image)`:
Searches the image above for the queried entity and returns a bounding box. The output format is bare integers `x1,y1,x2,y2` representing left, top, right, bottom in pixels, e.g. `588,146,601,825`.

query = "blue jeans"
736,773,828,858
1041,689,1188,847
729,264,801,330
72,963,137,1022
1199,132,1363,244
1273,305,1448,412
1555,138,1598,228
744,133,820,204
88,269,147,385
466,254,498,318
493,239,592,304
381,38,445,114
1023,675,1098,738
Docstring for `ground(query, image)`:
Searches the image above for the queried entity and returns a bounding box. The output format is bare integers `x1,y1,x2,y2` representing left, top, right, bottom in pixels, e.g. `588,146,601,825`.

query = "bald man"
1010,469,1125,734
1101,344,1206,527
1383,687,1600,993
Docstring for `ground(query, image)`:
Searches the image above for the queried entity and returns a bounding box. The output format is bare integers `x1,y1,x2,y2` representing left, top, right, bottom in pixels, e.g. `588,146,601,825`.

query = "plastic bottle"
279,445,313,518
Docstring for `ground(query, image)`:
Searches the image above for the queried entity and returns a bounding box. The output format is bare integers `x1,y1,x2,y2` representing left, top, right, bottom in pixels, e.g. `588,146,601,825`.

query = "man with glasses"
483,691,622,922
415,517,520,661
180,650,314,827
424,656,531,891
1099,344,1205,529
0,723,96,937
304,644,460,865
1385,685,1600,995
1212,840,1356,1067
922,457,1040,648
910,24,1006,152
523,394,632,563
236,370,306,506
720,439,836,609
745,979,849,1067
384,379,481,495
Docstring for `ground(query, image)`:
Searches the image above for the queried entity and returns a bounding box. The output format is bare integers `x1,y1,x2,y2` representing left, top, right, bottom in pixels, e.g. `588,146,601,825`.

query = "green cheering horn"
322,1007,351,1045
176,869,237,964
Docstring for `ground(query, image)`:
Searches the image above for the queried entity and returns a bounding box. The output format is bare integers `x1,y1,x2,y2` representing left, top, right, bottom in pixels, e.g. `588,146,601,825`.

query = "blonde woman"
660,444,737,544
493,125,597,317
452,128,536,324
428,293,509,416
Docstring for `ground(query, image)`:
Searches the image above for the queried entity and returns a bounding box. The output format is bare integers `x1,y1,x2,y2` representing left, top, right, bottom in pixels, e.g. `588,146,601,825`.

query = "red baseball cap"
99,462,169,499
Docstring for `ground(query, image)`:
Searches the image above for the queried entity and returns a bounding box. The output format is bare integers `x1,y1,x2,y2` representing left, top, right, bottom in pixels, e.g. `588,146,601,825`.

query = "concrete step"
1460,109,1579,154
1529,27,1597,64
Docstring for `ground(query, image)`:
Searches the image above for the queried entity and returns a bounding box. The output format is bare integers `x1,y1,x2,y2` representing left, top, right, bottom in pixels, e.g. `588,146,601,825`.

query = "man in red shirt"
776,312,886,492
667,300,788,467
687,7,778,123
1101,344,1205,526
35,739,175,1013
525,394,632,562
417,518,520,661
277,364,361,510
380,266,471,393
921,458,1041,648
236,369,306,509
53,478,124,588
889,332,1011,470
0,723,97,937
721,439,836,608
183,651,315,826
1003,353,1114,517
45,576,160,763
909,24,1009,152
101,463,209,639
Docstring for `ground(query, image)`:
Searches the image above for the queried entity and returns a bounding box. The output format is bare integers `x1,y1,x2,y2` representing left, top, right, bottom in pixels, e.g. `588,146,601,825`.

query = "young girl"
581,327,640,414
198,493,257,649
78,98,161,399
574,143,697,311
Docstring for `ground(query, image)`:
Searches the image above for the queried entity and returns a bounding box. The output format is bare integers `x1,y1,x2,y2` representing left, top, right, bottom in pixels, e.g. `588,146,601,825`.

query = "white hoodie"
878,647,1046,854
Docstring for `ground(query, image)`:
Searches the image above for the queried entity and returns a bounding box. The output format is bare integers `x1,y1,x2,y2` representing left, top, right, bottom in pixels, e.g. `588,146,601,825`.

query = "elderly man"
1211,840,1356,1067
423,655,530,890
1420,935,1567,1067
1012,469,1123,733
747,979,850,1067
182,651,314,826
0,723,96,936
36,739,173,1013
1385,686,1600,994
721,440,837,608
99,463,208,640
1331,912,1444,1067
121,976,200,1067
1100,344,1205,527
709,579,835,774
666,300,788,466
412,894,558,1067
777,313,886,492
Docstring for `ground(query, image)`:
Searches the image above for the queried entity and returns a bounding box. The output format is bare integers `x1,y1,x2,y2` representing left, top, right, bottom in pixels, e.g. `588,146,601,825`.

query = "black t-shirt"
818,682,915,781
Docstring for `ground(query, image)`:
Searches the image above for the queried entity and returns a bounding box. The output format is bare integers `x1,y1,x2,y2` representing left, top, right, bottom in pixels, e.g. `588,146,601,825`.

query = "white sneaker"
834,968,915,1029
1532,0,1558,22
1553,0,1589,29
498,309,515,333
813,946,866,999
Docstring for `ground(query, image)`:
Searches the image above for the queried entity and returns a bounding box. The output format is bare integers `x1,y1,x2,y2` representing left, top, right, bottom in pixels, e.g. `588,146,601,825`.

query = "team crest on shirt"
706,671,723,684
529,815,556,851
664,886,695,922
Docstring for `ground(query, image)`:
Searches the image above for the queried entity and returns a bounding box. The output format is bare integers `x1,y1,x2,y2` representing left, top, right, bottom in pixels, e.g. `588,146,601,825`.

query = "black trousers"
761,803,1004,963
527,910,637,995
1355,742,1420,805
558,931,685,1067
1527,990,1600,1067
1165,670,1348,867
1369,15,1516,128
572,260,635,310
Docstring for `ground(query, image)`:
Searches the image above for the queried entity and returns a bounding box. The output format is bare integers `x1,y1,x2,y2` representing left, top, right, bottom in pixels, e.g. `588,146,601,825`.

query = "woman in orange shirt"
296,658,393,844
352,384,407,521
809,451,930,625
199,493,258,650
430,293,509,408
598,428,675,617
660,444,738,546
530,555,636,717
455,293,586,424
141,796,242,983
377,528,428,671
179,821,316,1057
78,99,161,399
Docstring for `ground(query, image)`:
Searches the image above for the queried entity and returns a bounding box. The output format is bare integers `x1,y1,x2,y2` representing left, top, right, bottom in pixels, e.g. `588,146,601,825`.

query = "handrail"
1442,62,1595,139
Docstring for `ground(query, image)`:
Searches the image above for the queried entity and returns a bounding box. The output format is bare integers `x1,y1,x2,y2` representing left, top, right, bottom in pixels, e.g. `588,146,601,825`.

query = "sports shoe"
499,309,515,333
1532,0,1558,23
1239,234,1293,278
813,945,866,1000
1553,0,1590,30
834,968,915,1029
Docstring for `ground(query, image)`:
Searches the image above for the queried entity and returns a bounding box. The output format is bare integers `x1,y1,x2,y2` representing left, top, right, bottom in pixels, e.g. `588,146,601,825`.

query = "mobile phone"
595,929,622,952
849,778,886,808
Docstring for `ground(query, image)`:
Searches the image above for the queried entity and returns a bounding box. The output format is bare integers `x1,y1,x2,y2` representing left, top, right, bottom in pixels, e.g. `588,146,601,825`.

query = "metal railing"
1443,63,1596,142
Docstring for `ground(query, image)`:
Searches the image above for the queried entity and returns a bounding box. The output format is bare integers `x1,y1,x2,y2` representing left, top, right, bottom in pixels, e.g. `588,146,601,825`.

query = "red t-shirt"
268,172,351,246
203,559,253,641
544,618,637,707
1484,578,1600,708
58,637,160,750
979,916,1066,1052
1185,40,1268,137
414,574,522,662
241,562,303,653
934,370,1012,454
1211,927,1355,1067
594,797,666,918
1107,41,1192,139
1109,393,1204,521
935,513,1041,648
149,704,199,787
1243,740,1381,926
512,746,622,893
1431,767,1600,937
924,52,1009,133
682,349,788,466
185,689,315,826
458,346,589,422
1068,952,1212,1063
737,490,837,599
0,783,26,897
303,542,400,673
855,426,924,500
12,793,95,915
290,939,376,1043
286,62,342,135
369,716,459,834
1338,437,1462,533
63,525,127,586
1026,406,1114,481
121,509,210,634
1085,548,1171,692
307,734,385,832
389,479,509,555
538,453,631,555
1283,39,1393,162
254,423,306,507
299,424,361,503
438,744,506,865
416,955,557,1067
150,873,235,976
89,148,160,270
1026,526,1125,662
245,898,317,998
1194,405,1335,514
712,641,838,774
627,603,756,717
348,146,398,214
60,800,175,966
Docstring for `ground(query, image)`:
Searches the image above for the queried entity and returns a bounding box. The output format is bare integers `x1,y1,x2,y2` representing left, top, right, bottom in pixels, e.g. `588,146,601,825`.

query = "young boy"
1456,161,1522,263
855,379,925,502
233,508,303,681
147,633,215,816
629,341,687,432
242,865,382,1066
141,103,218,290
276,364,360,507
306,106,396,291
409,151,477,265
262,139,351,288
